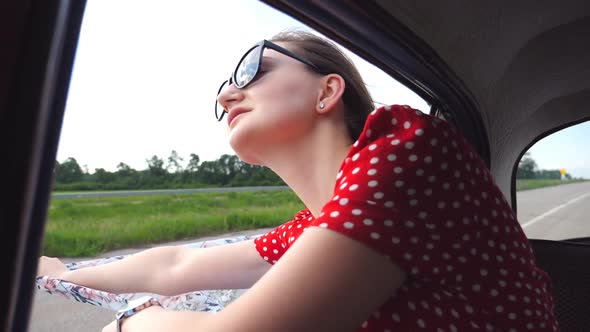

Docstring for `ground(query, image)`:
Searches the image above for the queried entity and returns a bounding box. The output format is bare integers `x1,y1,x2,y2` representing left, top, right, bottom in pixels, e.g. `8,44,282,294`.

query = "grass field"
515,179,587,191
44,190,304,257
46,179,587,257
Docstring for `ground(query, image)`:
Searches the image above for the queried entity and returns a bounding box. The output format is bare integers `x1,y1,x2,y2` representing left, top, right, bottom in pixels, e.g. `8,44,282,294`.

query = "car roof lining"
376,0,590,204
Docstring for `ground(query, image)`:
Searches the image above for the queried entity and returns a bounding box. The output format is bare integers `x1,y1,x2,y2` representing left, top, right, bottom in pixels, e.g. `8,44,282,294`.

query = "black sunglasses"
215,40,322,122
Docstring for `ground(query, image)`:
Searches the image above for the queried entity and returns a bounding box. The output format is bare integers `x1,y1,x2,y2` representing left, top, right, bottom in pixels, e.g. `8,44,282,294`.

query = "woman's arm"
38,238,271,295
159,238,272,295
104,227,406,332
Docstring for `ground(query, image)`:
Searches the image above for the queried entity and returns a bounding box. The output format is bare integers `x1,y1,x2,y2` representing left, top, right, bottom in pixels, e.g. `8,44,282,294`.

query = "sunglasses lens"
234,45,261,88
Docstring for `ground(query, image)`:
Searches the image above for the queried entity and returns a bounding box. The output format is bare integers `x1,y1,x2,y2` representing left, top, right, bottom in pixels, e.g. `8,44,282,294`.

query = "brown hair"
270,30,374,142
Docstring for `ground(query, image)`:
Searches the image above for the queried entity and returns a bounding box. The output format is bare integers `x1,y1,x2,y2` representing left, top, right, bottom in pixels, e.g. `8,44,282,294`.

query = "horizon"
58,148,587,180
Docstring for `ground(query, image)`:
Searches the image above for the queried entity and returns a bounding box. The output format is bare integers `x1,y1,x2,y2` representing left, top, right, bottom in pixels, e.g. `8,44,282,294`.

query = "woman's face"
217,43,323,165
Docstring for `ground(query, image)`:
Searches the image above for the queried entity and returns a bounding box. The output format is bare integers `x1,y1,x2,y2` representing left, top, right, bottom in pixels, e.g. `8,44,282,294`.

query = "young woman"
39,31,559,331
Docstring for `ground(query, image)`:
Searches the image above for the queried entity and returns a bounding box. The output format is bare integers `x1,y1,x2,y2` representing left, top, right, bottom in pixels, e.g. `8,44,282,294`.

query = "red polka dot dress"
254,105,559,331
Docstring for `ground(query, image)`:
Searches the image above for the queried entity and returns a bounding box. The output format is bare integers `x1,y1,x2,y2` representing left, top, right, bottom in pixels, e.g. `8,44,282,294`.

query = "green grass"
516,179,588,191
46,179,589,257
44,190,304,257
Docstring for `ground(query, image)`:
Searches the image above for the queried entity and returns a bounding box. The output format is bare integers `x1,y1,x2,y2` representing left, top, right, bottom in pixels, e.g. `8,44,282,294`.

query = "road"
517,181,590,240
28,182,589,331
51,186,290,199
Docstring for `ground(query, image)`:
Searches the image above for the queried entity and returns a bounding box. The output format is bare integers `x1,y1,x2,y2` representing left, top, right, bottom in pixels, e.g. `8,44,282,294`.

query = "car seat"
530,239,590,332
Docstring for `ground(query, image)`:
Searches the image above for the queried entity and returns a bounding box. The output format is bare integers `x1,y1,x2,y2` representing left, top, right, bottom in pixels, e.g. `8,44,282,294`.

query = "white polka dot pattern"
253,105,558,332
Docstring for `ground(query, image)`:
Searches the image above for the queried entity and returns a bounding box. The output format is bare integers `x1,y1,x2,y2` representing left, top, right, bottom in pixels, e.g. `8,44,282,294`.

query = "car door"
0,2,87,331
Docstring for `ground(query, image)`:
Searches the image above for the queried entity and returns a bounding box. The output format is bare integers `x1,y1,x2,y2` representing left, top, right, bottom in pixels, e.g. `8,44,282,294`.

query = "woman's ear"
316,74,345,114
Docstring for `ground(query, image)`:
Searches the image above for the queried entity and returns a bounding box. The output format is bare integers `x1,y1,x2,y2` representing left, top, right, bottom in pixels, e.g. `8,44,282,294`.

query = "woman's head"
269,30,374,142
217,30,373,164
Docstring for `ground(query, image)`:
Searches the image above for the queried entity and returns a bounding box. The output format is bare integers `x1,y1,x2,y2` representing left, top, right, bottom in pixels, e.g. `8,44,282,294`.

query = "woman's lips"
227,108,250,126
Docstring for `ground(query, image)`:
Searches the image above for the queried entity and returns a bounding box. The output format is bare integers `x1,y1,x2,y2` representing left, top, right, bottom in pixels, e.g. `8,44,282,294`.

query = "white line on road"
522,192,590,228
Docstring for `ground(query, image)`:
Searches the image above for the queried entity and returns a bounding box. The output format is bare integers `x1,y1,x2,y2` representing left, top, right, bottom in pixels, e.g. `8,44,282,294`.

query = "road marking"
522,192,590,228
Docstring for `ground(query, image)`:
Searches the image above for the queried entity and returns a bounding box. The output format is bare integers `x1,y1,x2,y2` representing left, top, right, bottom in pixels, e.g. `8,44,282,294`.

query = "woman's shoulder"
363,104,450,140
294,208,312,221
345,104,459,161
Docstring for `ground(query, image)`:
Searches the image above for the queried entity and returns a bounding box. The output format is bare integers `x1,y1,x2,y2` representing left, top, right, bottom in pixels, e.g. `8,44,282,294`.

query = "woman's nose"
216,82,244,112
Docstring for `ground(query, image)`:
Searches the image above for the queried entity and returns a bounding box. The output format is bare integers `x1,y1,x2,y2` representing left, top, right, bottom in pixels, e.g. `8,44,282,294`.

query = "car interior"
1,1,589,331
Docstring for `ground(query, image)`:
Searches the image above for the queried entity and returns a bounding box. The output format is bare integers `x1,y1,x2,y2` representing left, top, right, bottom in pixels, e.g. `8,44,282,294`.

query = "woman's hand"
37,256,69,279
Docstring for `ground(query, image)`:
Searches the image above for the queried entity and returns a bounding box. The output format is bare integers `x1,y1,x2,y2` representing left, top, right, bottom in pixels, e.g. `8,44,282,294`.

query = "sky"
57,0,590,179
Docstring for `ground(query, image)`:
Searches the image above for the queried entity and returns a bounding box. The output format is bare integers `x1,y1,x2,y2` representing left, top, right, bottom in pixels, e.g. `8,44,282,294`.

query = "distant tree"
55,157,83,183
167,150,184,173
146,155,166,177
217,154,243,177
186,153,200,173
517,152,538,179
536,169,561,180
116,162,135,176
197,160,225,184
94,168,115,184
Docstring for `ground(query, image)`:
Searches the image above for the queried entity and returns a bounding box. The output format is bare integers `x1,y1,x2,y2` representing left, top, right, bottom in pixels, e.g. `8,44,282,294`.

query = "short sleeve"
254,209,313,265
309,105,487,279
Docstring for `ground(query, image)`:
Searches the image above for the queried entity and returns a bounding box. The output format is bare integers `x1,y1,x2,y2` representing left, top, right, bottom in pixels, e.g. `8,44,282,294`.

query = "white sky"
57,0,590,178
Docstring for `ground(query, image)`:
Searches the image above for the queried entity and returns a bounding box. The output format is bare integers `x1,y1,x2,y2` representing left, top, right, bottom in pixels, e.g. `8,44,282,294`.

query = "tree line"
54,150,574,191
53,151,285,191
516,152,572,180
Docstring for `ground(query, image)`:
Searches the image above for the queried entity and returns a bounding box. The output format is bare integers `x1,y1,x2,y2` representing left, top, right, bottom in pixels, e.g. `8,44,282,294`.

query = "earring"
319,102,325,109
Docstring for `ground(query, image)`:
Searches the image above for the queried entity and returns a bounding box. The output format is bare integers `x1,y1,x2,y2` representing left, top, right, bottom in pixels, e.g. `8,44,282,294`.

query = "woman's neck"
262,120,353,218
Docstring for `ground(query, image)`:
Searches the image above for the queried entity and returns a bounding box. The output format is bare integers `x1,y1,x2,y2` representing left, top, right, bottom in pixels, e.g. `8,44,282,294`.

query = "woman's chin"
229,136,264,166
234,150,263,166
